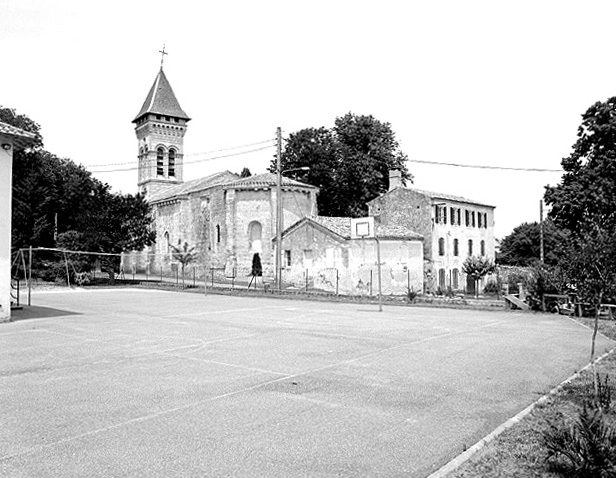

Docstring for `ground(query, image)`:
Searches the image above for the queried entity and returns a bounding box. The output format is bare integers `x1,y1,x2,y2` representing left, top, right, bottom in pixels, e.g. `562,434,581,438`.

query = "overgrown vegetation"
543,375,616,477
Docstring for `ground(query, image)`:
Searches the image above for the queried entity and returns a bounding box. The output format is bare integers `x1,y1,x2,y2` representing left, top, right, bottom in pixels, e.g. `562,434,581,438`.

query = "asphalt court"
1,289,613,477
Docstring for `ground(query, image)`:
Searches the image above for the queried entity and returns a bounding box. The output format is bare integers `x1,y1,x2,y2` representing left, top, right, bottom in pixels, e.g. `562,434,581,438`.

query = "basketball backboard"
350,217,375,239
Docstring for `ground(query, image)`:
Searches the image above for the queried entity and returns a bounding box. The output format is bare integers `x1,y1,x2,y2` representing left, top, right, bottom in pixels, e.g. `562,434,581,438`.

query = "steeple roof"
133,69,190,123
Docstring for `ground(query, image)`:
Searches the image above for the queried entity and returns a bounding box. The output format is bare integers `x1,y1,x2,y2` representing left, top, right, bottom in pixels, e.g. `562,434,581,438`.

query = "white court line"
163,305,289,319
0,319,503,462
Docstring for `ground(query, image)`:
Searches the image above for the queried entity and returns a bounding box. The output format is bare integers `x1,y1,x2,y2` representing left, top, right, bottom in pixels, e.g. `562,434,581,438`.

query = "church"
129,65,318,279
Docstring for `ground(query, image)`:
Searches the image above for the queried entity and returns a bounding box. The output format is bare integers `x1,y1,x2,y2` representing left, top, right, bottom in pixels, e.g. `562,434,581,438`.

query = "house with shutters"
368,171,496,294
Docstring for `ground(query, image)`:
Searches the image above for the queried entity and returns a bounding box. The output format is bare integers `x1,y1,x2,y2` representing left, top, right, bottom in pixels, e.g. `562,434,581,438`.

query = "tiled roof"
223,172,317,190
148,171,239,203
370,186,495,208
133,69,190,122
0,121,38,149
311,216,423,240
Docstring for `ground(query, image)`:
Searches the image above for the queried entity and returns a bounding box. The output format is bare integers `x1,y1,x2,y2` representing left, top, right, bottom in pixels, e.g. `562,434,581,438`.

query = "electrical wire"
87,138,275,168
409,158,562,173
91,144,275,173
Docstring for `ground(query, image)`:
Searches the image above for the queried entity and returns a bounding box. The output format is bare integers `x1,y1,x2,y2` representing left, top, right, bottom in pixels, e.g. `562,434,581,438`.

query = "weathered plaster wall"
0,136,13,321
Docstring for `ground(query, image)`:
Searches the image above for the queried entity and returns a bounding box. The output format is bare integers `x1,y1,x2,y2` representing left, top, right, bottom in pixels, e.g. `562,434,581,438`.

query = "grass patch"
447,316,616,478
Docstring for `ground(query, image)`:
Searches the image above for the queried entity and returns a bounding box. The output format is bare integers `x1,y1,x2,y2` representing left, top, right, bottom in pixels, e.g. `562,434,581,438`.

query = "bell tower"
133,52,190,198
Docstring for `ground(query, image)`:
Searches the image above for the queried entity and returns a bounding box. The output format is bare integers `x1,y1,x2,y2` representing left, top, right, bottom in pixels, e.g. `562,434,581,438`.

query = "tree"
3,107,156,284
462,256,496,298
271,113,412,217
544,96,616,397
170,240,197,288
498,220,567,266
78,190,156,283
239,167,252,178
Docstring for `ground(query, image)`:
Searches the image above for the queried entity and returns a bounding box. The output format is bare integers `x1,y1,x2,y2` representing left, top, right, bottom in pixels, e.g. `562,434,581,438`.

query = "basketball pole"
375,236,383,312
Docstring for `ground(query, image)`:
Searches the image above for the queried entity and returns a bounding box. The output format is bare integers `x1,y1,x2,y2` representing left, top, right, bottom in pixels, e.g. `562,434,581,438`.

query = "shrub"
406,287,418,304
543,374,616,477
74,272,92,286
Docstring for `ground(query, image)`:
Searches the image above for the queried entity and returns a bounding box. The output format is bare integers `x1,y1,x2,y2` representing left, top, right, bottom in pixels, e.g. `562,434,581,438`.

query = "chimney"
389,169,402,191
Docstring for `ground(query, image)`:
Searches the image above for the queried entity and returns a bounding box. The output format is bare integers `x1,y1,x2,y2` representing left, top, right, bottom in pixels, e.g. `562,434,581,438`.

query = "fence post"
336,269,339,296
28,245,32,306
145,265,148,281
305,269,308,293
160,266,163,282
232,268,235,289
370,270,373,296
193,267,196,287
176,268,178,284
132,264,135,281
211,268,214,288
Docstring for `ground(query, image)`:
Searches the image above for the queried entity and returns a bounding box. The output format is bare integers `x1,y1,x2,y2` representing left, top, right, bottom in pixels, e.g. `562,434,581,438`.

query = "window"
472,211,476,228
165,116,170,121
465,210,470,227
216,224,221,243
438,237,445,256
248,221,262,253
452,268,459,290
450,207,456,225
484,213,488,228
168,149,176,177
453,238,459,256
457,208,461,226
481,240,486,256
468,239,473,256
163,231,170,256
443,206,447,224
478,212,483,228
284,250,291,267
157,147,164,176
438,268,446,290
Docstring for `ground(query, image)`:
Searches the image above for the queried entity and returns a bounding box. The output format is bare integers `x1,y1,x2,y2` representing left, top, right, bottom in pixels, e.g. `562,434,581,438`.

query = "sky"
3,0,616,239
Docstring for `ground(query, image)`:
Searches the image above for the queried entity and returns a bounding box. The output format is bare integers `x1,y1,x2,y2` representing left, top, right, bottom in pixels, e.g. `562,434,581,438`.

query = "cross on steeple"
159,43,168,69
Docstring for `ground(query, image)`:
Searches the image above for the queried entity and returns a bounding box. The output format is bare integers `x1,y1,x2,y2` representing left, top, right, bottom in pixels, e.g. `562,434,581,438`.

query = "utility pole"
539,200,545,263
275,127,282,290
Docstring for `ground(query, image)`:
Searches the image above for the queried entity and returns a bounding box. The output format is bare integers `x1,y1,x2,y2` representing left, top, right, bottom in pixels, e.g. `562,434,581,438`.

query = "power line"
91,144,275,173
88,138,275,168
409,158,562,173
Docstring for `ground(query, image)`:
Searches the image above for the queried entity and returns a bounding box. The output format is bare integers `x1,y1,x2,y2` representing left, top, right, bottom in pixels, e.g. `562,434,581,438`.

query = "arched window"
163,231,170,256
478,212,483,228
471,211,476,228
438,237,445,256
453,238,459,256
481,240,486,256
248,221,262,254
465,210,470,227
468,239,473,256
168,149,176,177
157,147,164,176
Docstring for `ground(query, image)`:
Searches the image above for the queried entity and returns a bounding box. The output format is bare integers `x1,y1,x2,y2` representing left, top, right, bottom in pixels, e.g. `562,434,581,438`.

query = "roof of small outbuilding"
0,121,38,149
281,216,423,242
